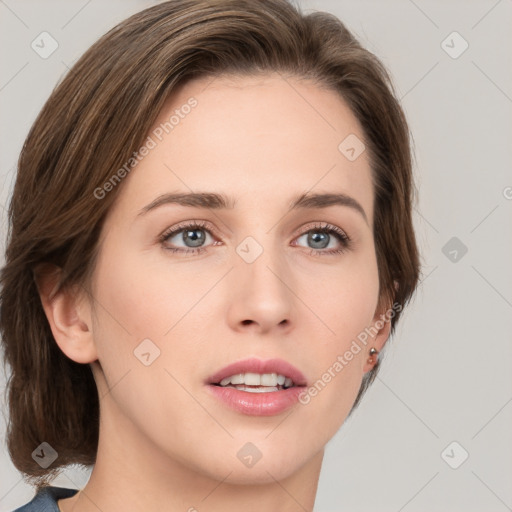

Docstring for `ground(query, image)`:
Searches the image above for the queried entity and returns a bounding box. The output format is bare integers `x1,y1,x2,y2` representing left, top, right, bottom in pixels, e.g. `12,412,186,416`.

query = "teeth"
231,385,279,393
245,372,262,386
218,372,294,388
261,373,279,386
230,373,244,385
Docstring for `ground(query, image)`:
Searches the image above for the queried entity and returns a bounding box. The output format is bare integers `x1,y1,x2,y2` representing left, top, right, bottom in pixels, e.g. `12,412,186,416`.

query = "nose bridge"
234,232,287,293
227,229,295,331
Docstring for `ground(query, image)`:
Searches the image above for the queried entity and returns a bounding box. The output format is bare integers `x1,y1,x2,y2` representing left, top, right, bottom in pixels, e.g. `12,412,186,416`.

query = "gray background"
1,1,511,511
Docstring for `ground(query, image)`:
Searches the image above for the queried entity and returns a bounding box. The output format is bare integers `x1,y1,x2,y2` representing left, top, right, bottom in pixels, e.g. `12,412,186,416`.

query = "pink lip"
204,357,308,417
205,385,306,416
206,357,307,386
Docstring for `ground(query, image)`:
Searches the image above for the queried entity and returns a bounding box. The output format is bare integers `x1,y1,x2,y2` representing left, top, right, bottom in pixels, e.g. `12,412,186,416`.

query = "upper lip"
206,357,307,387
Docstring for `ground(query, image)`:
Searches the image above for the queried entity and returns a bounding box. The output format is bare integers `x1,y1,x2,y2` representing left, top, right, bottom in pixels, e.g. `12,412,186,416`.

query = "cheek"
305,250,380,347
89,246,209,442
89,238,215,390
92,241,195,339
295,250,379,414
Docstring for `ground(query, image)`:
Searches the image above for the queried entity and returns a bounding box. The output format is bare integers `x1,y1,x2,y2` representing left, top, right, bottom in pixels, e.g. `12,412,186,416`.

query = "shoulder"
12,486,78,512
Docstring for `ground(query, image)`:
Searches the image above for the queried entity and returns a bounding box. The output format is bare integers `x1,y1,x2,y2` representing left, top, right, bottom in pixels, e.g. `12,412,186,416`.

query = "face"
86,73,389,484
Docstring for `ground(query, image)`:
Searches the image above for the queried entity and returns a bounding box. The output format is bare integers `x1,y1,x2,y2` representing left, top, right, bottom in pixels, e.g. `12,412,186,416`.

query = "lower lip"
205,384,306,416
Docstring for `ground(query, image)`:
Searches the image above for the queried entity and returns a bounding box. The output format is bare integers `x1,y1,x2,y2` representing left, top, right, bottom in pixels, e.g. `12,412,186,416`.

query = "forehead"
108,73,374,223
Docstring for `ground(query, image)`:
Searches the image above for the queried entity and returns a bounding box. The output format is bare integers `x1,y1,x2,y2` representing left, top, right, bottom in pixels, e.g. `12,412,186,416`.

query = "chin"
234,446,315,484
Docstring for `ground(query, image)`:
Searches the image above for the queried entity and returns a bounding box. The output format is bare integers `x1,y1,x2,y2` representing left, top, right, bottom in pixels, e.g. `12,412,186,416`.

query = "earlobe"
34,264,98,364
362,303,393,373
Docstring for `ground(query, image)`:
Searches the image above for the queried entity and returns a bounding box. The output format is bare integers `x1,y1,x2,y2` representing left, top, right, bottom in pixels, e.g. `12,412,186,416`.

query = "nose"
226,241,296,335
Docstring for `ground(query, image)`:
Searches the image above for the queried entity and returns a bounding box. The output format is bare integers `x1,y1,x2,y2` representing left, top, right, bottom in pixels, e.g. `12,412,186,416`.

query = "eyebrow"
138,191,368,225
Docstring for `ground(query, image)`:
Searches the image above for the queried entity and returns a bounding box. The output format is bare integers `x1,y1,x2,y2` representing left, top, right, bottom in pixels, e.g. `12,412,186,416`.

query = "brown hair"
0,0,421,487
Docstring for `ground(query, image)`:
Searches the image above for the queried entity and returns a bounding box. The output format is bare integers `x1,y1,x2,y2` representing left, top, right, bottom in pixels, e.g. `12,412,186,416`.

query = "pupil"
184,229,205,247
309,231,328,249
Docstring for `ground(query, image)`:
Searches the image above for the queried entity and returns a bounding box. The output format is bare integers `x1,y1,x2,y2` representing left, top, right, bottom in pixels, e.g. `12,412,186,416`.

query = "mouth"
205,357,308,416
206,357,308,392
211,374,297,393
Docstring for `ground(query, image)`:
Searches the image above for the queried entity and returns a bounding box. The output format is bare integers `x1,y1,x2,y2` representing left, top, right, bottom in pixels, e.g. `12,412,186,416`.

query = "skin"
39,72,392,512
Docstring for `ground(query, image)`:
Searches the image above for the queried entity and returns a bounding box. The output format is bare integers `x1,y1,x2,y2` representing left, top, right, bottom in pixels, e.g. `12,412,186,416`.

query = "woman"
1,0,421,510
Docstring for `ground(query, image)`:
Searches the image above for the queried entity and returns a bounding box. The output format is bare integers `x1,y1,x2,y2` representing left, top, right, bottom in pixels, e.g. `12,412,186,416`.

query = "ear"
34,264,98,364
362,297,394,374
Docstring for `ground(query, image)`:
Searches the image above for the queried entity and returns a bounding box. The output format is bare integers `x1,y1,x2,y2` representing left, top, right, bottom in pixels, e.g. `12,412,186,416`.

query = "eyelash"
158,220,352,257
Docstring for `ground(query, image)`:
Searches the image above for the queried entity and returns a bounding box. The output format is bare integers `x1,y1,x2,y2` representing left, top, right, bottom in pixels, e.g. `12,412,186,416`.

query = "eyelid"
291,221,350,241
158,219,221,242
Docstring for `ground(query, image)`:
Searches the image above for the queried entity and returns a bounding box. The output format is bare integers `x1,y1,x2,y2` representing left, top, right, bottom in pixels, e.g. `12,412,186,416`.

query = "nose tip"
228,259,294,334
